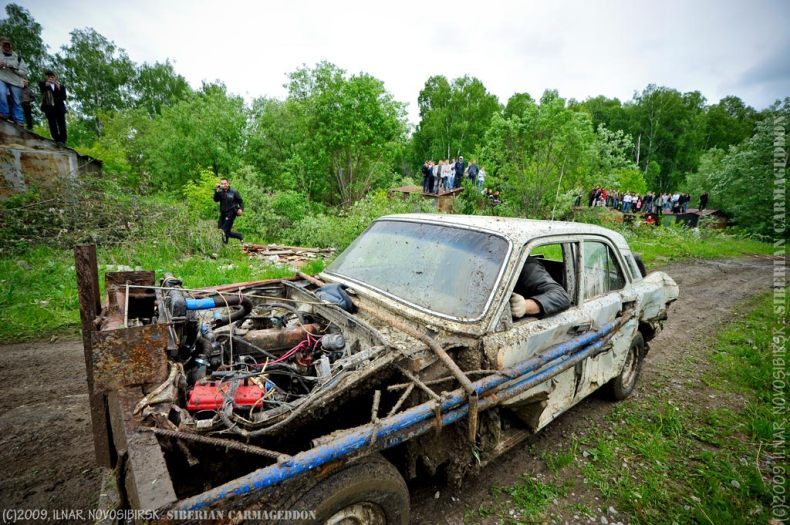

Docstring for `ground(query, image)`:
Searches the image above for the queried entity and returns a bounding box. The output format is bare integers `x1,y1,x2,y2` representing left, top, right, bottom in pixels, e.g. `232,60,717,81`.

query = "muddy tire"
633,253,647,277
606,332,645,400
287,454,409,525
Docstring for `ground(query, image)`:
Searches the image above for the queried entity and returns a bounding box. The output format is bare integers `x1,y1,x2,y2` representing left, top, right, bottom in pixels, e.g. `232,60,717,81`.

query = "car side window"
582,241,625,300
519,242,577,306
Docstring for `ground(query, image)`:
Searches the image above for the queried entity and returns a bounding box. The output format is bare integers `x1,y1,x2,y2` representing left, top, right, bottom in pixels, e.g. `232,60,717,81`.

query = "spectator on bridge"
622,192,632,212
467,160,479,183
454,156,465,189
39,70,68,145
699,192,709,211
682,193,690,213
0,37,29,126
421,160,432,193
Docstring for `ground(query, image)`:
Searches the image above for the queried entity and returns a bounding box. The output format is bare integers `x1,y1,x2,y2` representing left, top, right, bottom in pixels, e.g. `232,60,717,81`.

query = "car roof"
379,213,631,251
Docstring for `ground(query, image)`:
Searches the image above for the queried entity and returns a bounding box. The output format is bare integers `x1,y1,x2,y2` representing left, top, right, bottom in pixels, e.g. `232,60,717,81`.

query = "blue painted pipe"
186,297,221,310
379,336,613,451
171,320,619,511
185,294,252,328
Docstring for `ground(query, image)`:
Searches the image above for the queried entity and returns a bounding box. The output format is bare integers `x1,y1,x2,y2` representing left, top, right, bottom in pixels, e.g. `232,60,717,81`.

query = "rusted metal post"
75,244,113,467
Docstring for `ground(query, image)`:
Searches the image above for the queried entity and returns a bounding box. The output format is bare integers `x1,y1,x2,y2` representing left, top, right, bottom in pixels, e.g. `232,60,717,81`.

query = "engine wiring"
124,280,361,436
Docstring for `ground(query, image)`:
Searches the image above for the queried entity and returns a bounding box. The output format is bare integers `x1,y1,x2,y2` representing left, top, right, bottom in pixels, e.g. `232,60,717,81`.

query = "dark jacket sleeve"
213,190,221,202
233,189,243,210
515,259,571,317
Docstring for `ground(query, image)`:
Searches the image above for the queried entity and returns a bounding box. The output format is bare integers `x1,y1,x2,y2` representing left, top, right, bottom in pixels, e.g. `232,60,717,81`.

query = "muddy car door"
572,238,639,400
482,239,591,432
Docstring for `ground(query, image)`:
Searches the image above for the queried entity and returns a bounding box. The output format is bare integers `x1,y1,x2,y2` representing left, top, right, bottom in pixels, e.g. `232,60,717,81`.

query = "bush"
0,173,223,256
284,190,433,249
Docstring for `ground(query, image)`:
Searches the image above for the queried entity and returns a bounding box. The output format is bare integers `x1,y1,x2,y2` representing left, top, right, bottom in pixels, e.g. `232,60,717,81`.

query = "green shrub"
181,169,221,220
284,190,433,249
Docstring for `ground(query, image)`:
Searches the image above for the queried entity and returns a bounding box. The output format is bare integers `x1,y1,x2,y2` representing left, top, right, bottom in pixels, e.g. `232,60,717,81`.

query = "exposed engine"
154,273,376,437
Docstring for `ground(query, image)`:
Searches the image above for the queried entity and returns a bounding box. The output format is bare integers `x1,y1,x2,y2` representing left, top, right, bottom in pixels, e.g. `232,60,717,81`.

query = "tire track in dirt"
0,256,776,523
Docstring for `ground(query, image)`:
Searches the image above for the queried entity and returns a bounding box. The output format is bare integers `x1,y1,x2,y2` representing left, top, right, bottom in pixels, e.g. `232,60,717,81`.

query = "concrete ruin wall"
0,121,101,199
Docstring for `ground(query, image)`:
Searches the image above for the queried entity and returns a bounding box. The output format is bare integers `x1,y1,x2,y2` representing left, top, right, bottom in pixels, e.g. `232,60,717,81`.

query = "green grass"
541,439,578,473
0,240,311,343
622,223,773,266
506,476,566,517
496,293,787,524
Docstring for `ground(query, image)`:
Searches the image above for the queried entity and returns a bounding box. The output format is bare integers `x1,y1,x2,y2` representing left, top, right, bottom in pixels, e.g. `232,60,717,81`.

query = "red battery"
187,380,267,411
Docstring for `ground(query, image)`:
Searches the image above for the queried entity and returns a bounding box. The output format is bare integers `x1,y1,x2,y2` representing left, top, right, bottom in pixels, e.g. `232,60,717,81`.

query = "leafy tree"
704,95,758,150
285,62,407,205
0,3,49,78
132,60,192,116
413,75,500,164
246,97,314,193
684,147,726,207
573,95,633,135
137,82,247,189
593,125,645,193
481,90,596,218
412,75,452,161
687,99,788,237
58,28,136,136
504,92,535,119
629,85,706,191
594,124,637,174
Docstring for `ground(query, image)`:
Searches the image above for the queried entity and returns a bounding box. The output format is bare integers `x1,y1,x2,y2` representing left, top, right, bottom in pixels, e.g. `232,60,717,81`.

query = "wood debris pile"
242,243,335,267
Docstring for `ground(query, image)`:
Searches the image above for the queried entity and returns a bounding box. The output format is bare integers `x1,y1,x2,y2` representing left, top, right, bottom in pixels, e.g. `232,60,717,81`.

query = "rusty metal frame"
76,245,177,509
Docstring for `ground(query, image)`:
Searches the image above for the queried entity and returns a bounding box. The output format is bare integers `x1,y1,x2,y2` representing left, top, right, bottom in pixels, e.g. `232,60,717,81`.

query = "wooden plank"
75,244,112,467
108,388,178,511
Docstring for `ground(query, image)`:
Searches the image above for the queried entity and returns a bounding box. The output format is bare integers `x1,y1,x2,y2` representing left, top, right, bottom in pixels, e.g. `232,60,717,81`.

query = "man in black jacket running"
213,177,244,243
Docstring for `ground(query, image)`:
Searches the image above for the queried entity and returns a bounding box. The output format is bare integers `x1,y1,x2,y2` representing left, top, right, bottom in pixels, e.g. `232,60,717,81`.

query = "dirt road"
0,256,775,523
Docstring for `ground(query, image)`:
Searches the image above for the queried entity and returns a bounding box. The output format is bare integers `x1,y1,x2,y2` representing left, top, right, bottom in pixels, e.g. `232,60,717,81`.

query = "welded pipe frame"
170,318,622,512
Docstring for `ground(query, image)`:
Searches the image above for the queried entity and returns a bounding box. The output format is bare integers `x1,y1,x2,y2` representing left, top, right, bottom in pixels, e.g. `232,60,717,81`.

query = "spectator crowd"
581,187,710,214
0,36,68,145
420,156,488,194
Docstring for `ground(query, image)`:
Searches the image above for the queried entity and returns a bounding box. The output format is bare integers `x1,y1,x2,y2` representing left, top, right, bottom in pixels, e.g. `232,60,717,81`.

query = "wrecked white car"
76,214,678,524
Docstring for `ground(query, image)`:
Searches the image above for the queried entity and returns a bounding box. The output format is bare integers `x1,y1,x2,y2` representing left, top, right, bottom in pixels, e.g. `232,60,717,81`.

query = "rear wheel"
606,332,645,400
287,454,409,525
633,253,647,277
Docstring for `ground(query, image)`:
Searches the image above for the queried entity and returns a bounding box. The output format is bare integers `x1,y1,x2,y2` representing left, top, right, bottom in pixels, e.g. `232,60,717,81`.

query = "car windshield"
326,220,509,319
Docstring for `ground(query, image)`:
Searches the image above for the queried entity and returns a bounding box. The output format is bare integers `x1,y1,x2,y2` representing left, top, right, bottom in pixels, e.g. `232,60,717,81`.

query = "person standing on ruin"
39,70,68,144
0,37,29,126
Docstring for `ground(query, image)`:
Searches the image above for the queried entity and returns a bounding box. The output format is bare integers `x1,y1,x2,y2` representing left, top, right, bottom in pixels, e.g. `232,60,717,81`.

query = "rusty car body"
76,214,679,523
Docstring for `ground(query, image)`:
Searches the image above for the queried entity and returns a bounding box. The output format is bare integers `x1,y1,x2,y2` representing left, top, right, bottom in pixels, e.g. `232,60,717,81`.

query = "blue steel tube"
170,320,619,511
378,336,612,451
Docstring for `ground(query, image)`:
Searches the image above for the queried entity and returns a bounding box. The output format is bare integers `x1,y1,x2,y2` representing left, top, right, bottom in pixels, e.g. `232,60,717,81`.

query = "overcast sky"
14,0,790,124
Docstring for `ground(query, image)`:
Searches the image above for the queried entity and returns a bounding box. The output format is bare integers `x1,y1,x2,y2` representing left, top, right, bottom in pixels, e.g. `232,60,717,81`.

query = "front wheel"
287,454,409,525
606,332,645,400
